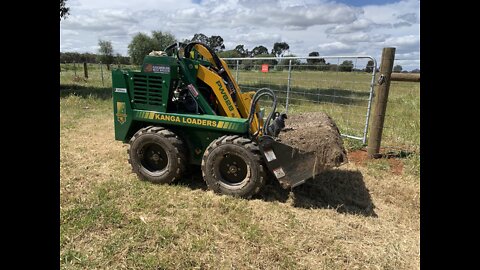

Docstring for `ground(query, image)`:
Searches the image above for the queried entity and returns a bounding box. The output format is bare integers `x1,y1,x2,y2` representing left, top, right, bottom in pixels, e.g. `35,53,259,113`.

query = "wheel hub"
150,152,162,163
219,154,248,184
228,165,238,174
140,143,168,172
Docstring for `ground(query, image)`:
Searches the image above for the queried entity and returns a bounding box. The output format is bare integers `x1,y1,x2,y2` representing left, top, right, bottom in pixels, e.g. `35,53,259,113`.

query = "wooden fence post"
367,47,396,158
83,62,88,78
100,62,104,86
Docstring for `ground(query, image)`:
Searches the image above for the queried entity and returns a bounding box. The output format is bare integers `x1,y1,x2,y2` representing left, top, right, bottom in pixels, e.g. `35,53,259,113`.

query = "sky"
60,0,420,70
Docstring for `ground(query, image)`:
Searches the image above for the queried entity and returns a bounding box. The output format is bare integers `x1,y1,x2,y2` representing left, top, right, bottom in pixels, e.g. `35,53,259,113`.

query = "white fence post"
286,59,292,113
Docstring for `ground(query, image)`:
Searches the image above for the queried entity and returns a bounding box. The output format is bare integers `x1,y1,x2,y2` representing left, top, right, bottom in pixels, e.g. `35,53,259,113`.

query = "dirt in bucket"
277,112,348,170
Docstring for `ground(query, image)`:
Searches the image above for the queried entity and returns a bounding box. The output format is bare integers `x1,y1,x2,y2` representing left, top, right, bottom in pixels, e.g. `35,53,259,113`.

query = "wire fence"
223,56,377,143
59,62,138,87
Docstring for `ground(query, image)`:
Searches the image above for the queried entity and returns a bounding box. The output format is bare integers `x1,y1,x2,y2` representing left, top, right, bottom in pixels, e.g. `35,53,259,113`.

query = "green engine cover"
133,56,178,112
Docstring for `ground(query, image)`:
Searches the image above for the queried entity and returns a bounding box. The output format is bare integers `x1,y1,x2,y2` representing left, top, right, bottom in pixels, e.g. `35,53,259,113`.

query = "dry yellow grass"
60,92,419,269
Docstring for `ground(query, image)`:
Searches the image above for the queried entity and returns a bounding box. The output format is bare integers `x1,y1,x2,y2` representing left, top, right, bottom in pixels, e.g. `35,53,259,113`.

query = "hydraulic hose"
164,42,186,58
247,88,277,138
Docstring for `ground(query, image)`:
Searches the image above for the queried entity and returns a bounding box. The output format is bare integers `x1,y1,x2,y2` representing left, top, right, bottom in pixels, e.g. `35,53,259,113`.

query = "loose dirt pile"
277,112,348,170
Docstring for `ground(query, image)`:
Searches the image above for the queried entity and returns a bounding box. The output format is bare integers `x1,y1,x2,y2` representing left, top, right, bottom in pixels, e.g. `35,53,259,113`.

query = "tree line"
61,30,418,73
60,51,130,66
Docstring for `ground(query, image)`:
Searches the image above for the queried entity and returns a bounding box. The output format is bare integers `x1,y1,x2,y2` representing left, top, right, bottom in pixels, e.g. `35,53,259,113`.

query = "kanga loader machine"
112,42,347,198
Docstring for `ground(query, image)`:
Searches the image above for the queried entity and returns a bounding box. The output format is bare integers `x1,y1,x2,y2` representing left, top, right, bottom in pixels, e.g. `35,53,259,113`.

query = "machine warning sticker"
116,102,127,124
143,64,170,74
264,149,277,162
115,88,127,93
187,84,199,97
152,65,170,74
272,167,286,179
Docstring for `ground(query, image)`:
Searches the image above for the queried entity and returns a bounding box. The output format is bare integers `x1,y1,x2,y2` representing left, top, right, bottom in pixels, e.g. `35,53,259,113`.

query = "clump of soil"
348,150,368,166
277,112,348,170
347,149,404,175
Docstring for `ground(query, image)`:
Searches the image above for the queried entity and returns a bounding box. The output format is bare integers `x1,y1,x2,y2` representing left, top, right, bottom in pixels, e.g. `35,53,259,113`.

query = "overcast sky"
60,0,420,70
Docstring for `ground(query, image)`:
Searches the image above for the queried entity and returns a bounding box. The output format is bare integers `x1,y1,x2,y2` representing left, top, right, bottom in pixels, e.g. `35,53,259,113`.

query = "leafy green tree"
393,65,403,73
60,52,80,63
208,36,225,52
276,54,300,71
151,31,177,50
282,54,300,65
60,0,70,20
127,31,177,65
329,64,339,71
240,60,254,70
251,45,269,56
128,33,155,65
97,40,114,70
186,33,225,52
114,53,130,65
82,53,97,63
271,42,289,57
365,60,374,73
60,52,100,63
191,33,209,44
234,45,248,57
307,51,326,65
217,50,241,58
339,60,354,72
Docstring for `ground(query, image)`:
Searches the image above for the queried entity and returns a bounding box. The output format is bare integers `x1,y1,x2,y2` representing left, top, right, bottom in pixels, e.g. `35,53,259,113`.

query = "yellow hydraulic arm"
191,43,263,134
196,65,242,118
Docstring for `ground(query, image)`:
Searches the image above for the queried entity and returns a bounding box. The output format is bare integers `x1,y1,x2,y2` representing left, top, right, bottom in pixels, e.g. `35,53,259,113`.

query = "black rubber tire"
201,135,266,198
128,126,187,184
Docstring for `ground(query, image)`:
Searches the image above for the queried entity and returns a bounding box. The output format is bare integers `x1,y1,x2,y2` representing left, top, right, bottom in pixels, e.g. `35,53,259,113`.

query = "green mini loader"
112,42,346,198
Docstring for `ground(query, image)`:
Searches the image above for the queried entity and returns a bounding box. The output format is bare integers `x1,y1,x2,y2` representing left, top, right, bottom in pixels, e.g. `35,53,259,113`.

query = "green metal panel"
127,72,169,112
112,69,134,141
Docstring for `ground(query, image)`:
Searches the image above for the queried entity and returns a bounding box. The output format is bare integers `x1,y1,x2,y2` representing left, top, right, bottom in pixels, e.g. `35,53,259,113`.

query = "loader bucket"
258,136,347,189
258,136,318,188
257,112,348,189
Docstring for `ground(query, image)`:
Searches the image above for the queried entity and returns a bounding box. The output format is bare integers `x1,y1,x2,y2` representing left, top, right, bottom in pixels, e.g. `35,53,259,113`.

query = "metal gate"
223,56,377,144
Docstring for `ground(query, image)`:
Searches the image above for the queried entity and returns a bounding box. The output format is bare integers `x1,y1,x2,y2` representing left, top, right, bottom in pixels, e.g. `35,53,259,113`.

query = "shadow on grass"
60,84,112,100
177,167,376,217
257,169,376,217
176,166,209,191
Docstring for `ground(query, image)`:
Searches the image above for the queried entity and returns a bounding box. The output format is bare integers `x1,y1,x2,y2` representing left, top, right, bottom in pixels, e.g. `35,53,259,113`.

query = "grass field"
60,66,420,269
